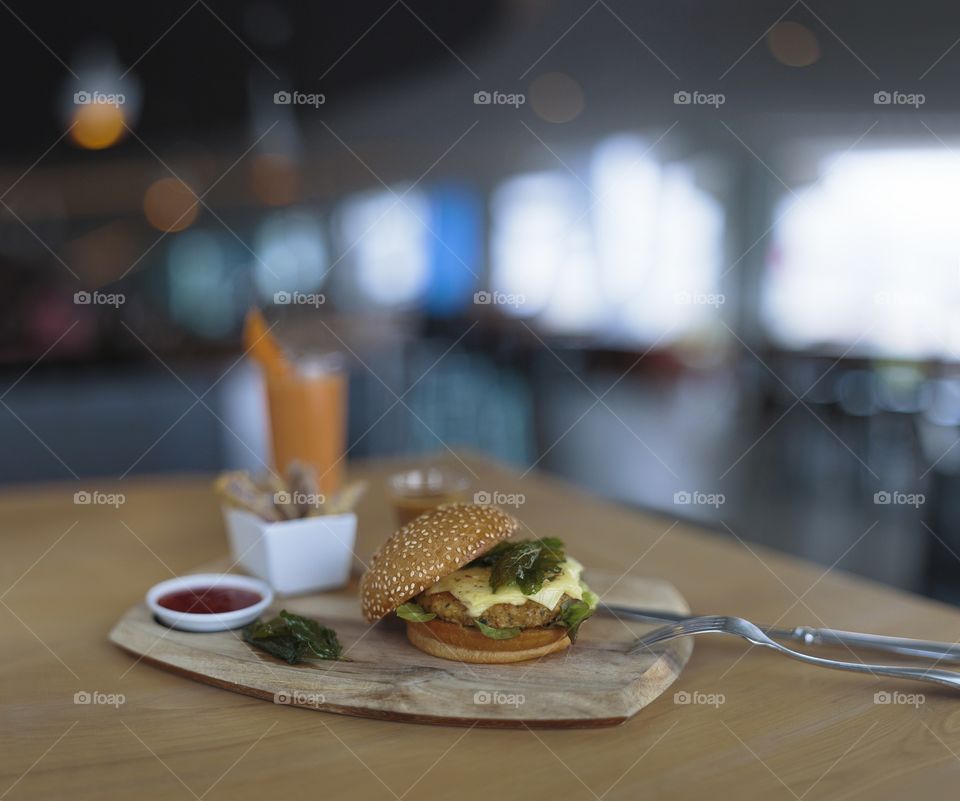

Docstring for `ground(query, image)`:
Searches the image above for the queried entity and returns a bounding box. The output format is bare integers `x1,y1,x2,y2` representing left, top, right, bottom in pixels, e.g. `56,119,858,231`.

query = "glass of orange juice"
387,467,471,528
264,352,348,497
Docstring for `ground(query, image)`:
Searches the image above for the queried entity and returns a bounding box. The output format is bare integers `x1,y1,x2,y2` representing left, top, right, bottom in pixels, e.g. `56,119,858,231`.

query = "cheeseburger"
360,503,597,663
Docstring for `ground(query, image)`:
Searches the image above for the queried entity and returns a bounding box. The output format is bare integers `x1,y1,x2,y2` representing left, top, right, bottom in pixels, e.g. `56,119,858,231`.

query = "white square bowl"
222,507,357,595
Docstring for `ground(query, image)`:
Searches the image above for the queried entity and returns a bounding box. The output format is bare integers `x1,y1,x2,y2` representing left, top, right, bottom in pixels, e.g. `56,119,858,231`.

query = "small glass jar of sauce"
387,467,471,528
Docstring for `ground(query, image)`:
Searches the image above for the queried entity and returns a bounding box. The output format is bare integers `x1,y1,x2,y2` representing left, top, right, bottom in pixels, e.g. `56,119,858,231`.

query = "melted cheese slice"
424,557,584,617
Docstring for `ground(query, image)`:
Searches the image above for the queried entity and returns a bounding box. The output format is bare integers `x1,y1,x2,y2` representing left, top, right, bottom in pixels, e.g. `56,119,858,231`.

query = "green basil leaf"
489,542,539,592
477,538,566,595
557,586,598,643
243,610,342,663
466,540,517,567
243,617,286,640
279,610,342,660
242,631,302,664
475,619,522,639
396,602,436,623
537,537,566,555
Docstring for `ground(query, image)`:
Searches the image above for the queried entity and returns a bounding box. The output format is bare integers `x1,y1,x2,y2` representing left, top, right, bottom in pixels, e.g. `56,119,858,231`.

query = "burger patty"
416,591,573,629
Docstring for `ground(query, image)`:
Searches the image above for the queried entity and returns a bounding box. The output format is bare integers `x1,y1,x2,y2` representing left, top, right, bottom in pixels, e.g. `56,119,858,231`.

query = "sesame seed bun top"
360,503,519,622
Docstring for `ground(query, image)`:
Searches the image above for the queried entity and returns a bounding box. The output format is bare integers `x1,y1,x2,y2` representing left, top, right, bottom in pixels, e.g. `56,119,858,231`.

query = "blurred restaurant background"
4,0,960,603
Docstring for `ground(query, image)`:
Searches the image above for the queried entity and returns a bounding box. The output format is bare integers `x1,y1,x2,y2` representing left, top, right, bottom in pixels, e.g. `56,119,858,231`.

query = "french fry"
215,472,283,522
323,480,368,516
254,472,299,520
285,461,321,517
216,469,366,521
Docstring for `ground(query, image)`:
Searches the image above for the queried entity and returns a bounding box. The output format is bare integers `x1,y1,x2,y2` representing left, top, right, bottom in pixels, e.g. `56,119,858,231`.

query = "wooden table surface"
3,453,960,800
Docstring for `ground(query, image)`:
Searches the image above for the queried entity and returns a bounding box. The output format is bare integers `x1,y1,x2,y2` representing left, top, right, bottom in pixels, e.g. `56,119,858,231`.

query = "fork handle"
790,626,960,662
603,604,960,662
762,639,960,691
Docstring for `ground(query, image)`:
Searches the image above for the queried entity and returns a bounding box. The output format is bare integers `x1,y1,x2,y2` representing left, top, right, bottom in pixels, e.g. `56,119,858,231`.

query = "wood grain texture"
4,453,960,801
109,567,692,728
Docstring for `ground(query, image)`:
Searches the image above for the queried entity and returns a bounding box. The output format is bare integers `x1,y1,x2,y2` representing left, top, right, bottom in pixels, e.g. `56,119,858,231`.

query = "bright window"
252,210,329,300
334,187,431,308
167,230,237,338
490,171,601,328
762,149,960,358
489,134,725,341
592,137,725,341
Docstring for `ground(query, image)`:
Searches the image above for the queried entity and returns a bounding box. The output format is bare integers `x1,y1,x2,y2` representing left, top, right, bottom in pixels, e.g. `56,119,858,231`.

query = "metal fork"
630,615,960,691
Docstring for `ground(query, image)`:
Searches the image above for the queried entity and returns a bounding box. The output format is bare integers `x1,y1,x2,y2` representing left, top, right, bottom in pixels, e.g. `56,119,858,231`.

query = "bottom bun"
406,619,571,664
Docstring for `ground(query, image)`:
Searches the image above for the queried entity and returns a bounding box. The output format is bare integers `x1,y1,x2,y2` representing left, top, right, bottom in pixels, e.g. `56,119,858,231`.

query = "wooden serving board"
110,566,692,728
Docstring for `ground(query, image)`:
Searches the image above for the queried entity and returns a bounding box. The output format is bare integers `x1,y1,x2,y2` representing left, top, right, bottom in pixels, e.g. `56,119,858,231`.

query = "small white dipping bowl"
146,573,273,632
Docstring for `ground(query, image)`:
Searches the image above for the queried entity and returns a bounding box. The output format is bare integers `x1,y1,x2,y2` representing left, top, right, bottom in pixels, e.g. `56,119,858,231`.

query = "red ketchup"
157,586,262,614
